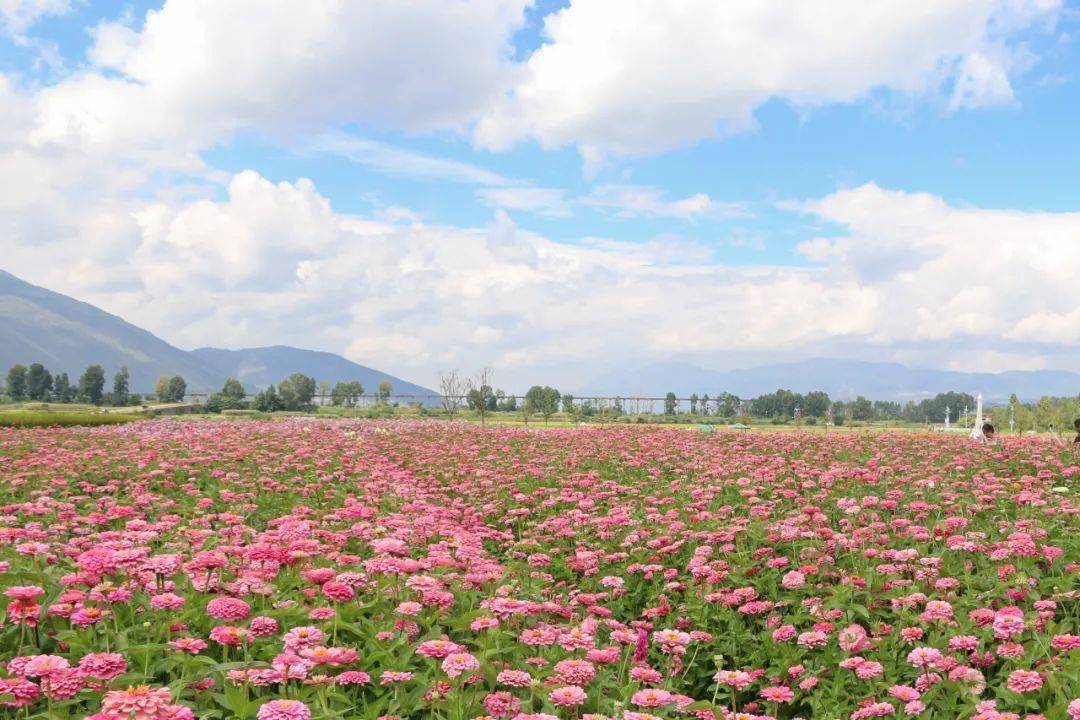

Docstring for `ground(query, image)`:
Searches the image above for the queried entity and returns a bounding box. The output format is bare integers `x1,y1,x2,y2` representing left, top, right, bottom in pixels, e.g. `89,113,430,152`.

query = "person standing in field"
1046,418,1078,447
978,422,996,445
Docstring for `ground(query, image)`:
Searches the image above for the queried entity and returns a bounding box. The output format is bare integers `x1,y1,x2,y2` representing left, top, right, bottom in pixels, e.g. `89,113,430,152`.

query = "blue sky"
1,1,1078,388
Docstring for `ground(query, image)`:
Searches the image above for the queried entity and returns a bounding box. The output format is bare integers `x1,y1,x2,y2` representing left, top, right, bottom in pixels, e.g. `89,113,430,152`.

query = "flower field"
0,420,1077,720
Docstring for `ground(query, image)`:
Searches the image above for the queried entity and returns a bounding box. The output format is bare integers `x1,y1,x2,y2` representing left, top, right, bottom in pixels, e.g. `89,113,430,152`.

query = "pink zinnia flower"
4,586,45,601
78,653,127,680
441,652,479,679
321,582,354,602
761,685,794,703
102,685,174,720
838,624,870,652
256,699,311,720
782,570,806,589
416,640,462,658
206,598,250,621
907,647,943,668
714,670,752,690
548,685,587,707
483,690,521,718
334,671,370,686
1006,670,1043,693
209,626,249,646
282,626,325,651
496,669,532,687
249,616,279,637
22,655,70,678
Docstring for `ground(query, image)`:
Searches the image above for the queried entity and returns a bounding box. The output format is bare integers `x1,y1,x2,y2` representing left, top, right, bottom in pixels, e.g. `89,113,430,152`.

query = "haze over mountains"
0,270,435,396
190,346,434,397
580,359,1079,404
1,268,1076,403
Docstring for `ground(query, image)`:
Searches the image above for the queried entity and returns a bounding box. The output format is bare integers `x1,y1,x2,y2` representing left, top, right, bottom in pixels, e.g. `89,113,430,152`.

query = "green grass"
0,411,145,428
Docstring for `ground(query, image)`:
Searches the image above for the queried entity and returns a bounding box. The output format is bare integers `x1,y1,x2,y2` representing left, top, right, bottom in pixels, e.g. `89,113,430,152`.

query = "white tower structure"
969,394,984,439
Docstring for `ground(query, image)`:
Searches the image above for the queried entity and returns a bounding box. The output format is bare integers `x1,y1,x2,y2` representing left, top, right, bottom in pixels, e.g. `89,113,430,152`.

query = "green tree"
278,373,316,410
221,378,246,402
154,375,172,402
252,384,284,412
465,369,495,425
377,380,393,405
1033,396,1057,431
79,365,106,405
26,363,53,401
562,393,575,414
803,391,831,418
208,377,248,412
53,372,73,403
850,395,874,421
6,364,28,400
112,365,130,405
715,392,740,418
664,392,677,415
166,375,187,403
523,385,543,423
689,393,699,414
538,386,561,423
331,380,364,407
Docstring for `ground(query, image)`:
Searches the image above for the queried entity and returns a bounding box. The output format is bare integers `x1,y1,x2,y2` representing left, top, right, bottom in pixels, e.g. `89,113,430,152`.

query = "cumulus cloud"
25,0,528,166
9,171,1079,388
476,186,574,217
0,0,68,38
586,184,748,220
795,183,1079,348
476,0,1062,156
309,133,514,187
2,1,1076,388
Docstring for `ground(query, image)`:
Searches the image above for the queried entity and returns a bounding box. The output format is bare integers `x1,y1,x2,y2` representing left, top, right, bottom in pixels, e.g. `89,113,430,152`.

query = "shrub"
0,411,144,428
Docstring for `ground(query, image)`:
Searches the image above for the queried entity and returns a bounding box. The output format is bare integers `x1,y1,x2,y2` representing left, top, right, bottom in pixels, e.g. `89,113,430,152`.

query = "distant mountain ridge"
580,358,1079,404
191,346,436,398
0,269,437,396
0,269,223,391
3,269,1075,403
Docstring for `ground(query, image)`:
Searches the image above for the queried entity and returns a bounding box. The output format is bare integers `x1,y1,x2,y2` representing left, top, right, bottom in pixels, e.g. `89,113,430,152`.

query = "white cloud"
586,184,748,220
1,2,1076,389
949,51,1018,109
476,0,1062,156
310,133,513,187
0,0,68,38
27,0,529,165
9,172,1078,389
795,182,1080,347
476,186,573,217
1008,308,1080,343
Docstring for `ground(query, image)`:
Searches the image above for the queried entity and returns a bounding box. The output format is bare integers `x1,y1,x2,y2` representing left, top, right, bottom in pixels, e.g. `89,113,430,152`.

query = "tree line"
3,362,385,412
658,389,980,424
4,362,138,406
220,375,390,413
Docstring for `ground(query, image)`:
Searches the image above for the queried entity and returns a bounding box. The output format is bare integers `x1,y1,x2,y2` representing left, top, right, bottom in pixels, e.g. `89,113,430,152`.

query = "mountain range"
0,269,436,396
2,268,1076,403
579,359,1079,404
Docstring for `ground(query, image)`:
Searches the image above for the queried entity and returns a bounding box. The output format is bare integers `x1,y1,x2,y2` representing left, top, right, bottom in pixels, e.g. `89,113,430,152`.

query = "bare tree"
465,367,494,426
438,369,464,419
